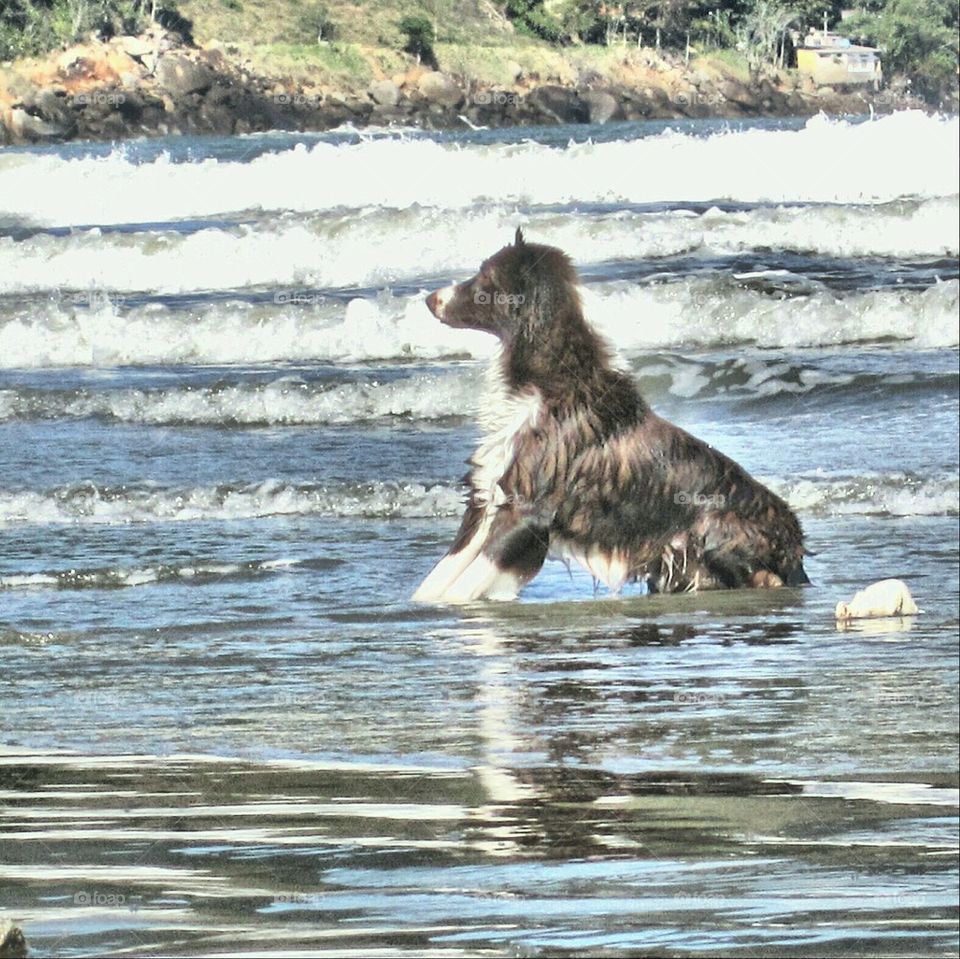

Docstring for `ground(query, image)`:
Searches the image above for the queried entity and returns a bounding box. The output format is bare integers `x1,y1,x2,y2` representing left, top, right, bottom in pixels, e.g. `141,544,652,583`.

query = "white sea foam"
0,196,955,296
1,112,956,228
0,472,953,528
0,480,464,526
774,472,959,518
0,558,303,590
583,277,960,352
0,293,495,367
1,278,955,369
0,372,483,424
0,360,950,425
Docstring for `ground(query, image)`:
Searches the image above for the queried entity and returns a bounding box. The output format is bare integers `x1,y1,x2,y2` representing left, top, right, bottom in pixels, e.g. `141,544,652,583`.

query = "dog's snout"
427,284,456,321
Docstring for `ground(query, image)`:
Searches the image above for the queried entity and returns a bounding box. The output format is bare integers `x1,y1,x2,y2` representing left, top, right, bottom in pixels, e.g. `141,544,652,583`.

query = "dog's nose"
426,290,440,316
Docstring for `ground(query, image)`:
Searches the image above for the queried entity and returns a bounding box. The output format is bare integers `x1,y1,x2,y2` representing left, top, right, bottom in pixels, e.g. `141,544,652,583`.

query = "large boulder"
417,71,462,108
198,82,238,133
525,85,589,124
113,35,154,60
717,78,758,110
8,106,66,141
29,87,79,137
312,97,357,127
580,89,620,124
155,54,214,97
369,79,400,107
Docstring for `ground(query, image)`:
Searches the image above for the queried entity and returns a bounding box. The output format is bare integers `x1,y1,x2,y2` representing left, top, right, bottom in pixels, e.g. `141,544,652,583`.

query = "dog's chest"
470,364,543,506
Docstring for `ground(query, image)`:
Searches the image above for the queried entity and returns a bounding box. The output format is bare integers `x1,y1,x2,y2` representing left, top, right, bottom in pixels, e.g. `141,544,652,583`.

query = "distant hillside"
2,0,956,106
0,0,945,144
175,0,516,49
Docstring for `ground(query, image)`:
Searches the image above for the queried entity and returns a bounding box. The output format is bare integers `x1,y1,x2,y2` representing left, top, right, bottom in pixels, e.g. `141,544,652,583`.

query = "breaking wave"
1,279,956,369
0,359,955,425
0,472,954,529
0,196,955,296
1,112,956,228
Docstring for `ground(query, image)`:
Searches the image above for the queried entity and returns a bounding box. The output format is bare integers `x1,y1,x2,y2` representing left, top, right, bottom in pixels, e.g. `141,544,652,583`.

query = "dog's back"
413,230,808,602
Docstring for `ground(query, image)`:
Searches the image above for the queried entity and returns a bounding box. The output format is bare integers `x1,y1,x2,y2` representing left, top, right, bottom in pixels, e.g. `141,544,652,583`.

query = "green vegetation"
504,0,563,43
299,2,336,42
238,40,405,85
1,0,956,103
844,0,959,100
0,0,143,59
398,13,434,61
706,46,752,81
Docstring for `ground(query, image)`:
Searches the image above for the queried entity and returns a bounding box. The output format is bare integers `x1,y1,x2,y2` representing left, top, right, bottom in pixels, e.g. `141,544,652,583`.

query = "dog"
412,229,809,603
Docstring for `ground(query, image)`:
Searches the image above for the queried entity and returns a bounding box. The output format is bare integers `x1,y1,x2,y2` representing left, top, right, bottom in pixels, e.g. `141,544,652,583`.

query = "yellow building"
796,29,882,88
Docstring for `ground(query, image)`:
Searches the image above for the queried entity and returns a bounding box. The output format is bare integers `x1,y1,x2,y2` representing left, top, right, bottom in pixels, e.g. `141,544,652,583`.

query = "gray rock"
9,107,66,141
198,100,238,133
36,87,70,115
369,80,400,107
717,79,757,109
314,99,356,126
581,89,620,124
155,54,214,97
197,48,227,71
116,35,155,59
344,95,373,118
370,102,407,123
204,82,234,108
120,71,144,89
417,71,462,108
525,85,589,124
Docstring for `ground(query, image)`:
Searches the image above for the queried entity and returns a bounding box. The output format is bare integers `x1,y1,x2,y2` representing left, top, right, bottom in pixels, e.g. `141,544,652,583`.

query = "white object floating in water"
835,578,921,621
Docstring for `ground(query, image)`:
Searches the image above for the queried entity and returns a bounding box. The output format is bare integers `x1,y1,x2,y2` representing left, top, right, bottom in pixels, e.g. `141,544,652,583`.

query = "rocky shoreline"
0,29,925,145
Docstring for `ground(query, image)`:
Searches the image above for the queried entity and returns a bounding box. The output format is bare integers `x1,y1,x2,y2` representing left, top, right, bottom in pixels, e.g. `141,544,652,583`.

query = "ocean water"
0,112,958,957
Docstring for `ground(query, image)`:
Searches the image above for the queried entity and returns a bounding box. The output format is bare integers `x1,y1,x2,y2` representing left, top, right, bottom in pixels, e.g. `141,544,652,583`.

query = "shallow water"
1,113,958,957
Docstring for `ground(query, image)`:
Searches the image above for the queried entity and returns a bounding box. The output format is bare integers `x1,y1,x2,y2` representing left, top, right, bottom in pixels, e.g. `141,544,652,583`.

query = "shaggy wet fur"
412,229,809,603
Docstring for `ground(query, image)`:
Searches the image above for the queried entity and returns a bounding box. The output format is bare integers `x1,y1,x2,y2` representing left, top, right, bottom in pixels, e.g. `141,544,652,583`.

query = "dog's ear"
514,227,525,248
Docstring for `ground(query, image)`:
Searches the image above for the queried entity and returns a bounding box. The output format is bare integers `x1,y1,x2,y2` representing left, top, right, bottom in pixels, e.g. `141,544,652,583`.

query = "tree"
300,3,335,43
0,0,189,60
845,0,959,100
504,0,565,42
736,0,802,76
399,14,435,63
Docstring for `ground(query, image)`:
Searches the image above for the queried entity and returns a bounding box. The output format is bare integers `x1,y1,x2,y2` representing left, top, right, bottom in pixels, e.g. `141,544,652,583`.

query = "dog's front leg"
413,499,550,604
439,501,550,603
411,499,488,602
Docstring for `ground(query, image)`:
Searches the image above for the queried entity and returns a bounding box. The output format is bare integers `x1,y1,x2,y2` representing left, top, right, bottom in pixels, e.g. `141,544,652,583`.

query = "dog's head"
426,229,581,343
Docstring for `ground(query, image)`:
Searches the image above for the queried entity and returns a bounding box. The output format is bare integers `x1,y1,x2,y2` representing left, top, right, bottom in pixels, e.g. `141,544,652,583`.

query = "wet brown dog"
413,229,809,603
